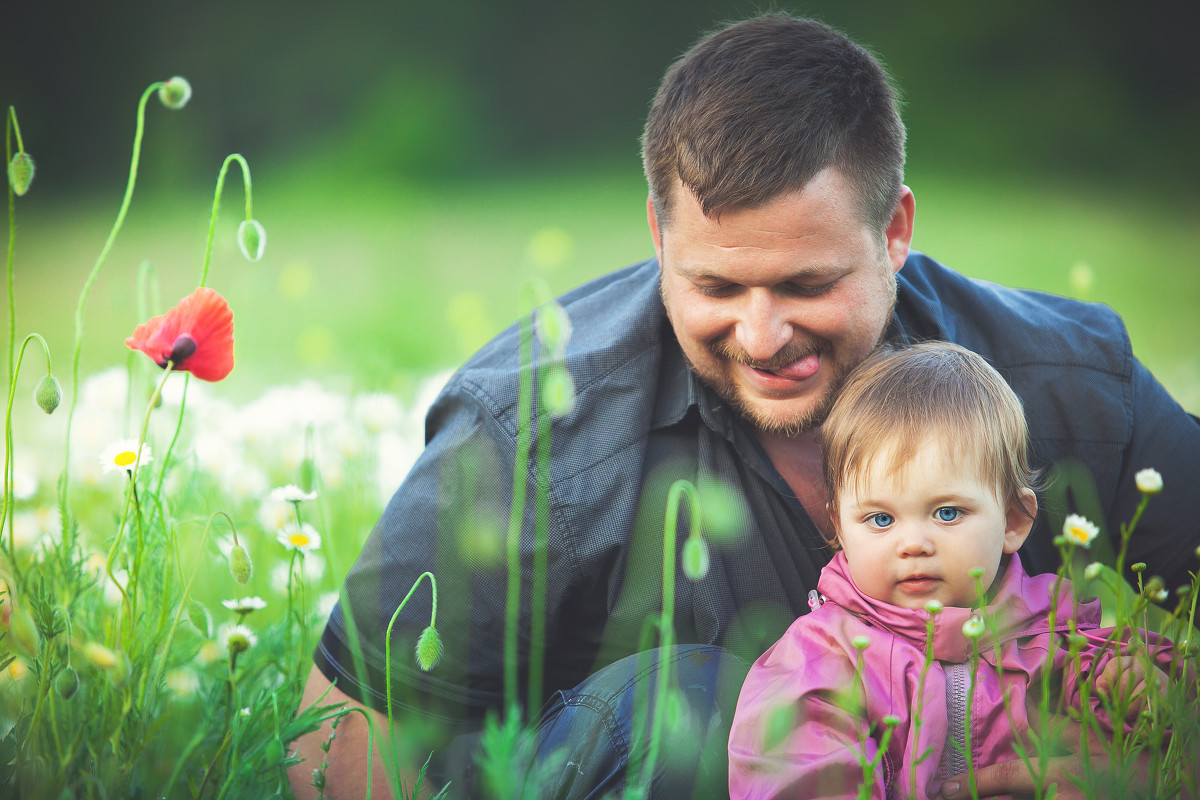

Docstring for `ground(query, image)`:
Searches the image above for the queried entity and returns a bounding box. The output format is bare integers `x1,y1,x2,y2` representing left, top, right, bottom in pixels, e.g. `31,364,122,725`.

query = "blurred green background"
3,0,1198,411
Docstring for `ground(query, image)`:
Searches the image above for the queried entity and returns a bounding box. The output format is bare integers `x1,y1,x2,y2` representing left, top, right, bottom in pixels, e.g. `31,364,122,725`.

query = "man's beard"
697,336,849,438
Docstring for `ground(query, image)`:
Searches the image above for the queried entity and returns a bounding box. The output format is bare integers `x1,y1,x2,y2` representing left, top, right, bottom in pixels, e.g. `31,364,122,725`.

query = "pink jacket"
729,553,1165,800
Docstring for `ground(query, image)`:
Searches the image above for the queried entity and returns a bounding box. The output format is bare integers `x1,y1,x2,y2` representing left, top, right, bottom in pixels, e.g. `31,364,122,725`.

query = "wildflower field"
4,76,1200,799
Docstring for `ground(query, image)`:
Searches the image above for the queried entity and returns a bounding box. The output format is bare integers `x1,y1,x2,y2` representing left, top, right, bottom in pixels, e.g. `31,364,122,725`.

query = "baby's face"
835,439,1032,609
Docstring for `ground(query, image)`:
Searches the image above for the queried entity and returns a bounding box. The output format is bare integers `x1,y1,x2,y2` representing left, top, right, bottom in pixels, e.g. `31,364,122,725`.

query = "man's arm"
288,665,424,800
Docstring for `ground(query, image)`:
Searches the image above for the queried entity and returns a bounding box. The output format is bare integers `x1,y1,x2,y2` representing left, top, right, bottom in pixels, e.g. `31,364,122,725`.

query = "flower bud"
415,625,443,671
237,219,267,262
1084,562,1103,581
8,608,40,659
8,152,35,196
81,641,119,671
924,599,944,615
1144,576,1168,603
882,714,901,728
1131,562,1146,574
158,77,192,110
1135,468,1163,495
55,666,80,699
681,536,710,582
536,301,572,357
229,544,253,585
541,363,575,418
962,616,986,639
34,375,61,414
967,566,985,580
187,599,212,638
264,738,286,763
851,635,870,651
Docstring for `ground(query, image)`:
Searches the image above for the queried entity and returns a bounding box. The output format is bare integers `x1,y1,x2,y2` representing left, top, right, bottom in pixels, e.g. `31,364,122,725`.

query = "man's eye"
935,507,960,522
868,512,894,528
783,281,835,297
694,283,737,298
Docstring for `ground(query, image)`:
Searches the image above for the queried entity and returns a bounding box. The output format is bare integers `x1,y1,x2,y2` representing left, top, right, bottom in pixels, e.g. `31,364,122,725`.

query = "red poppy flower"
125,287,234,381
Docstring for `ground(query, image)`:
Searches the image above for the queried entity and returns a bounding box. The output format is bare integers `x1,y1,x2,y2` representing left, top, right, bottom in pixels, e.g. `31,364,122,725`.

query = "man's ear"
1002,488,1037,554
647,194,664,263
885,186,915,275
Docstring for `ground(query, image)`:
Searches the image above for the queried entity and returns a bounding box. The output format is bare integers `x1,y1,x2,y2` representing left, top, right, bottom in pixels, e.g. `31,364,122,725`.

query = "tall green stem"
630,478,700,794
528,330,552,722
104,362,174,636
2,333,53,563
61,82,164,540
504,314,534,714
199,153,253,288
383,571,438,797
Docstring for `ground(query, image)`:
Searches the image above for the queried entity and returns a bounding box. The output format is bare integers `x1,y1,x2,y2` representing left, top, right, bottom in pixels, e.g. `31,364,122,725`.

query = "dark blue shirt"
315,252,1200,723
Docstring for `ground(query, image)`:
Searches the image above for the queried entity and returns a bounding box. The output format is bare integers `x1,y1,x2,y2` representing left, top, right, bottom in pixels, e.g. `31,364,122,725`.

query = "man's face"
651,168,912,436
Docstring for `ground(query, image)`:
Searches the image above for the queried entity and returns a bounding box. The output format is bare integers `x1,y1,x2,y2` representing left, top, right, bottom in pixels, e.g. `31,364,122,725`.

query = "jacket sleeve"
729,614,889,800
1060,627,1183,734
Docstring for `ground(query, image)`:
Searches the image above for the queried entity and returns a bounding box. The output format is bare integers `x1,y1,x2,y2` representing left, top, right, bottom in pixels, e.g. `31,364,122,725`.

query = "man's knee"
531,645,749,800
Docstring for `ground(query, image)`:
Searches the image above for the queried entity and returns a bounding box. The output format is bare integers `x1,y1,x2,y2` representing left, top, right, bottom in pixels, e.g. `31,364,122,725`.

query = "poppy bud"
159,77,192,110
229,544,253,585
8,152,34,196
237,219,267,262
35,375,61,414
681,536,710,582
536,301,571,357
55,666,80,699
540,363,575,418
187,599,212,638
415,625,443,672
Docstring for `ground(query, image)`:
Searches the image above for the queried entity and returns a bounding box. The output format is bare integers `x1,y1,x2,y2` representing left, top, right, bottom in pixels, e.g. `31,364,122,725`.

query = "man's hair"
821,342,1039,525
642,13,906,232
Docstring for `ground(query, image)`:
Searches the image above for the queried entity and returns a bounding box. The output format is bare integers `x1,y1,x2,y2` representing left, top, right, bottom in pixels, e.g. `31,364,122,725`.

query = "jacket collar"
817,551,1101,663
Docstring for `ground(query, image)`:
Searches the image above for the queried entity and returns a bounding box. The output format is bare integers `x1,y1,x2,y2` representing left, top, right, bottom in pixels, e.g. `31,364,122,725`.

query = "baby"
728,341,1172,799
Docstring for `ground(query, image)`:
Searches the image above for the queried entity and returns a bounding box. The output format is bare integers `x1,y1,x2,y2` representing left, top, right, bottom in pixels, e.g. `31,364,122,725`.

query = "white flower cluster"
6,368,451,559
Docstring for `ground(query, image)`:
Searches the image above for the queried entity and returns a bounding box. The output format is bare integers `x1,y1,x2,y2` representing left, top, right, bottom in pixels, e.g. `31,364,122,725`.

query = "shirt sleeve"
1110,358,1200,591
313,376,546,724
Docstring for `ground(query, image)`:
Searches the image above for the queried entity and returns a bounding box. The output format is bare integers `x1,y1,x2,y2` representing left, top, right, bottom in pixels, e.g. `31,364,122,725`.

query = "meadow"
3,80,1199,798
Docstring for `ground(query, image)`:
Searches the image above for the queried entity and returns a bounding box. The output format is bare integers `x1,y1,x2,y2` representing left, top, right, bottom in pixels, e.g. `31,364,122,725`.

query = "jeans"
440,645,749,800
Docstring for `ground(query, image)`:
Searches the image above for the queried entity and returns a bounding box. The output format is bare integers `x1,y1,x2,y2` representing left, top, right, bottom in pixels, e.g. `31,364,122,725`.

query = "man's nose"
734,290,792,362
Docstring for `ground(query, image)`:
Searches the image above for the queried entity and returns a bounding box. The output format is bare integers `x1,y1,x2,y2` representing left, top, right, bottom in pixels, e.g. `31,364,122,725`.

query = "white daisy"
277,522,322,554
220,623,258,654
270,484,318,504
1135,468,1163,495
221,596,267,614
1062,514,1100,548
99,439,153,474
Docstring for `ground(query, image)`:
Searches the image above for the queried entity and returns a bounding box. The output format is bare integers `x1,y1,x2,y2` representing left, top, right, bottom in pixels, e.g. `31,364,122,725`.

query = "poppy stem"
199,154,253,288
2,333,53,576
63,81,165,548
105,361,174,643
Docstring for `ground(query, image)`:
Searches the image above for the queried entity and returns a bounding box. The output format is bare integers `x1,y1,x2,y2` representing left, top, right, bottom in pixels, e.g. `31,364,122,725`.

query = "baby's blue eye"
869,512,894,528
935,507,960,522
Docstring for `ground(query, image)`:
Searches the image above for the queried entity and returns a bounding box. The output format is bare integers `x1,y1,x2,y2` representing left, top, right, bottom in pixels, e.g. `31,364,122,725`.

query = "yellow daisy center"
114,451,137,467
1066,526,1086,542
290,533,311,547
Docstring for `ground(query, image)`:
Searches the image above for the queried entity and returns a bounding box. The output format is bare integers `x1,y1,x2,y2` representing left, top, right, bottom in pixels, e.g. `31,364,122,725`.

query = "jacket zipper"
942,661,970,779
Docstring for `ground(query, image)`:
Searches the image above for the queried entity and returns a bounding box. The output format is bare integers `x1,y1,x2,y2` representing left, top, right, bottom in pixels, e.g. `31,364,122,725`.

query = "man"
289,13,1200,799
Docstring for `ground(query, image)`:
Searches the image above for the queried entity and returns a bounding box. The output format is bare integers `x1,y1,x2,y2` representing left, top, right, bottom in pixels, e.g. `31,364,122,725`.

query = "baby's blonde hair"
822,342,1038,527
